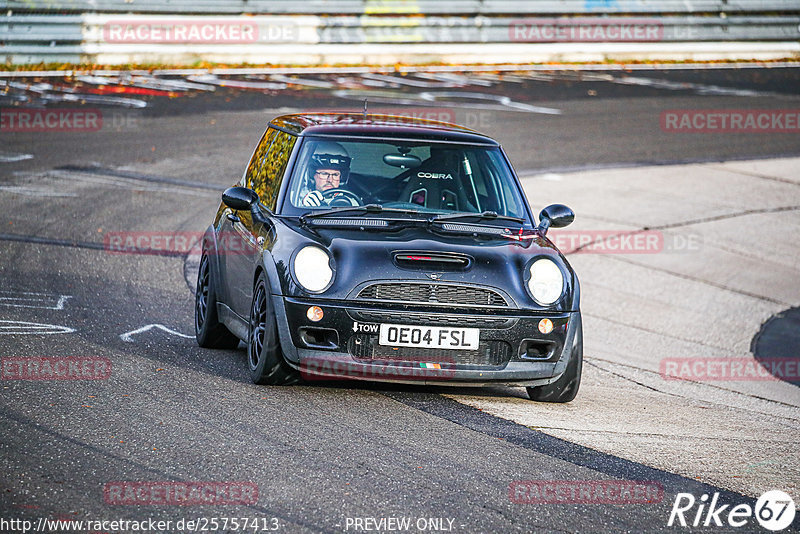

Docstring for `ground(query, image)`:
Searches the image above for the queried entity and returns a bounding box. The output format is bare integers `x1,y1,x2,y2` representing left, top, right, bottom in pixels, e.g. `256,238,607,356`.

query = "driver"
301,142,353,207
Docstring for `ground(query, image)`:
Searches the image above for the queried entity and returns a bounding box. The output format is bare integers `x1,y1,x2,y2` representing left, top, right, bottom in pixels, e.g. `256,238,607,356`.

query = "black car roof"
269,113,499,145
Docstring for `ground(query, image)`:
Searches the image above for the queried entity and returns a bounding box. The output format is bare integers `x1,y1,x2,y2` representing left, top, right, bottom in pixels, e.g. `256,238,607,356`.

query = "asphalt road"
1,66,799,533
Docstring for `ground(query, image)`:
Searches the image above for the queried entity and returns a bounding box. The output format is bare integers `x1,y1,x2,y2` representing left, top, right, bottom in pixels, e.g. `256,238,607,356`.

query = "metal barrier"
2,2,799,64
2,15,83,64
4,0,800,14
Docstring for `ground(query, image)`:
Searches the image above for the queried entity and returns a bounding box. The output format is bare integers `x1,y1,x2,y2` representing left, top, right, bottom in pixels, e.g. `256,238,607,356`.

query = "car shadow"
751,306,800,387
292,375,530,400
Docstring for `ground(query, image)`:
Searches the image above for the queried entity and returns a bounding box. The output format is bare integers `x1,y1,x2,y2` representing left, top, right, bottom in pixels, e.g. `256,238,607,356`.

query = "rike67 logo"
668,490,796,531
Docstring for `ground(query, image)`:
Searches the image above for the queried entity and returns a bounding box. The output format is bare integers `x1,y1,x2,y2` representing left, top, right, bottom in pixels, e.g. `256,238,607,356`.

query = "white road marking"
120,324,194,343
534,173,563,181
7,170,215,198
130,74,217,92
186,74,287,90
608,75,777,97
0,186,77,197
0,153,34,163
332,89,562,114
490,70,778,98
75,74,215,92
0,291,72,310
419,91,562,115
0,320,75,335
360,73,446,88
269,74,335,88
40,92,148,108
413,72,495,87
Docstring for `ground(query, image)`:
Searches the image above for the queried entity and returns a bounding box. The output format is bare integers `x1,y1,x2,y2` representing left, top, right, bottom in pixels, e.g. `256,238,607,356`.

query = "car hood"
270,219,578,312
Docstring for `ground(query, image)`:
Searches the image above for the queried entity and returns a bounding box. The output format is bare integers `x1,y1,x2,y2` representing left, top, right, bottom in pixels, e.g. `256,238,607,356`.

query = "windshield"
281,137,531,222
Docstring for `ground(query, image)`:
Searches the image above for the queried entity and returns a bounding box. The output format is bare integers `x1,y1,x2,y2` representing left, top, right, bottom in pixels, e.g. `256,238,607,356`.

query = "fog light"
307,306,324,322
538,318,553,334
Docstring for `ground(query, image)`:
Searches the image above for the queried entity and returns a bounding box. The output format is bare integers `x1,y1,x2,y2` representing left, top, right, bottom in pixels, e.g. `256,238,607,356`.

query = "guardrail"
2,3,799,65
4,0,800,14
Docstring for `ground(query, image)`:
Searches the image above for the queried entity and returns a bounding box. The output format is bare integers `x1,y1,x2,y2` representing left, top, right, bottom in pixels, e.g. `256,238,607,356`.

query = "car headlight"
527,258,564,305
293,246,334,293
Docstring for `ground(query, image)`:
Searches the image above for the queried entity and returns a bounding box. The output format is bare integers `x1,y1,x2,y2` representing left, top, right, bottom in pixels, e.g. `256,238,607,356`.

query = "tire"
247,272,299,385
195,253,240,349
527,314,582,403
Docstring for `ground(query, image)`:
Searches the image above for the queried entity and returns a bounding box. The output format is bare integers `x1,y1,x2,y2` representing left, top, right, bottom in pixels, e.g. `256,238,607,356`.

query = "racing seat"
397,148,474,211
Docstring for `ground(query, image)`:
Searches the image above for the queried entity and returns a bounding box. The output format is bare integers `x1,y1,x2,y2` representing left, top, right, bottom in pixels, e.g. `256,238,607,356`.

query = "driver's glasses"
315,170,341,191
315,171,341,180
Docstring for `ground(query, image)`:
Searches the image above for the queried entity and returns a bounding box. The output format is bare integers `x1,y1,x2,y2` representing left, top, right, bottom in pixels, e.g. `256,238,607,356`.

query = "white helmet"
307,141,351,186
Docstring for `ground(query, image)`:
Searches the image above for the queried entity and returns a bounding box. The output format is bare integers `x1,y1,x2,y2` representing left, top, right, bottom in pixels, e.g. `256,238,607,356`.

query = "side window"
245,128,298,210
258,131,297,209
486,150,523,218
497,172,519,216
244,127,278,188
462,152,489,212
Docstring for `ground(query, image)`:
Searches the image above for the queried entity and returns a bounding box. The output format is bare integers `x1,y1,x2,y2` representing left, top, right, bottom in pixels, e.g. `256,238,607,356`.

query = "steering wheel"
322,188,361,207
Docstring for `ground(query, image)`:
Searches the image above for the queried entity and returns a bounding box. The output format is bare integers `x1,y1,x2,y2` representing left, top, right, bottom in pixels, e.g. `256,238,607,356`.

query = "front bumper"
273,296,581,387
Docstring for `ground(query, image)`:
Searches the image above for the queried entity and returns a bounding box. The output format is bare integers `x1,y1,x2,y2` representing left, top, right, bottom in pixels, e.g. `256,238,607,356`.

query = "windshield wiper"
299,204,423,223
428,211,524,225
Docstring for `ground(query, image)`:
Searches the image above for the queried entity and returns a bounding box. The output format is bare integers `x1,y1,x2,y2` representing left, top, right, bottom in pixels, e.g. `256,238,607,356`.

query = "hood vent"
307,218,388,227
393,251,471,271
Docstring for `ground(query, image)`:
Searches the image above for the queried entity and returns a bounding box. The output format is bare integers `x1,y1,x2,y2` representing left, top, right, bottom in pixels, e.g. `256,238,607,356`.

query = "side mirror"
222,187,259,211
538,204,574,235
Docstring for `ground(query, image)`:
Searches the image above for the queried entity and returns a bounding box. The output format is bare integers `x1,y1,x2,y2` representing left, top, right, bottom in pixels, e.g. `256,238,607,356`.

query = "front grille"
357,283,508,307
349,334,512,367
350,310,514,329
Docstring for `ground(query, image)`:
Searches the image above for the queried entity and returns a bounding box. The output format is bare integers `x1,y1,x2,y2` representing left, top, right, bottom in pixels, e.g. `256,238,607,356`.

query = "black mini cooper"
195,113,582,402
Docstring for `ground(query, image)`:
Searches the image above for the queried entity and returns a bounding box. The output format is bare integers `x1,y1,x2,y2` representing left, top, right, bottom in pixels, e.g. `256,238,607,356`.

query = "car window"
282,137,529,220
349,143,430,179
461,150,519,215
245,128,297,210
244,127,277,188
490,151,521,216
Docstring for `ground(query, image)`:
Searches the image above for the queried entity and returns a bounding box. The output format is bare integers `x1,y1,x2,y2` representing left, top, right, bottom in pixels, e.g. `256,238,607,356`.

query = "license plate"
378,324,479,350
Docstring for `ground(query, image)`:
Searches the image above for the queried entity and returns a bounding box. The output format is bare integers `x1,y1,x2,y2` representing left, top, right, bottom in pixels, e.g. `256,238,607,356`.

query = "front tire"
247,272,298,385
527,314,582,403
195,253,240,349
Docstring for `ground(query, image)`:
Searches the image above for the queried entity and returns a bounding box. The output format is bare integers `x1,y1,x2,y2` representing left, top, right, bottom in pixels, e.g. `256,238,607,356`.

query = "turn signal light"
538,318,553,334
307,306,324,322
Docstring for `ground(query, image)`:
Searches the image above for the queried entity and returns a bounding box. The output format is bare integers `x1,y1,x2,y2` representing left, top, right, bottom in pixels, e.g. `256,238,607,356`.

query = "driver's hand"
302,190,325,207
